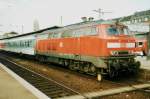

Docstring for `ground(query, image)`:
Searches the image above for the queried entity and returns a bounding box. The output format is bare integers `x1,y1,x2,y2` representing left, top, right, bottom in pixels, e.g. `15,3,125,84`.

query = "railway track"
0,52,150,99
0,55,85,99
1,52,149,85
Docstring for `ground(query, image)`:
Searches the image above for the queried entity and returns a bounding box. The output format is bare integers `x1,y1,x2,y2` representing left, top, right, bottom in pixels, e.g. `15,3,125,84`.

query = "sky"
0,0,150,34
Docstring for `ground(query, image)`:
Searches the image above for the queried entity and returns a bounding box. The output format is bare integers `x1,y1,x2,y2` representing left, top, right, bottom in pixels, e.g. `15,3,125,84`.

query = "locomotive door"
75,37,81,60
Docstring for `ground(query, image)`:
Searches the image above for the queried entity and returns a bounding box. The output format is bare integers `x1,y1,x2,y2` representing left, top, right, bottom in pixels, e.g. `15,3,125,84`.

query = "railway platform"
0,63,38,99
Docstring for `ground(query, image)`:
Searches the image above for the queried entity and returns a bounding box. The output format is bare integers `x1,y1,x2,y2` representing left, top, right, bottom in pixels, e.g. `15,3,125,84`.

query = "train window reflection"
107,26,130,35
107,27,119,35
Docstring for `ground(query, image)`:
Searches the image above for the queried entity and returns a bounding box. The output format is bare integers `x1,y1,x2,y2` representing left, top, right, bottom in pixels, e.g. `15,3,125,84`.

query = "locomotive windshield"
107,25,130,35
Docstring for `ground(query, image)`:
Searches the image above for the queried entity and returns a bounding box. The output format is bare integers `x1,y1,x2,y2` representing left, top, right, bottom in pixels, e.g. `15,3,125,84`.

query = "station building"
115,9,150,33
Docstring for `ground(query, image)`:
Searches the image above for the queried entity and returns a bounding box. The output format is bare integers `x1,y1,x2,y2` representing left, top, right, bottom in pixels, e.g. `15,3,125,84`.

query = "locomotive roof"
0,20,116,40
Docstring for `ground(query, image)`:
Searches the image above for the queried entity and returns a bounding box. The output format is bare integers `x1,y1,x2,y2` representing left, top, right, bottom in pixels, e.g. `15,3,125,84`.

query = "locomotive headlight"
110,51,118,55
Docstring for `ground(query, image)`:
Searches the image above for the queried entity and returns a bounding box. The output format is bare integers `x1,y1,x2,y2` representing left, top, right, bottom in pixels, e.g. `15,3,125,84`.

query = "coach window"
20,41,23,47
24,41,26,47
24,41,27,47
25,41,27,47
16,42,19,47
30,40,33,47
30,40,32,47
27,40,30,47
19,41,21,47
10,43,13,47
26,41,28,47
21,41,23,47
15,42,17,47
7,42,10,46
13,42,15,47
23,41,25,47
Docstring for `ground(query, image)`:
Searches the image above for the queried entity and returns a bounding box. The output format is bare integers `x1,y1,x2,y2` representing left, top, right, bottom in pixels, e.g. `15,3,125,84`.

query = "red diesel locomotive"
0,20,140,80
35,20,140,80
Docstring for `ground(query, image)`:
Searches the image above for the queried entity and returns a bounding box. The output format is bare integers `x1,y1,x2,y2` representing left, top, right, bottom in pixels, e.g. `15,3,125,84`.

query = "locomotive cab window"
107,26,119,35
106,25,130,35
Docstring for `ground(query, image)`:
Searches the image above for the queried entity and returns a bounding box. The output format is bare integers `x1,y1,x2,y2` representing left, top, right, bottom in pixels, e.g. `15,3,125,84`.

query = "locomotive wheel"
109,67,118,78
79,65,84,73
63,60,69,67
131,61,140,74
90,65,96,73
83,65,89,73
39,56,45,62
69,64,75,70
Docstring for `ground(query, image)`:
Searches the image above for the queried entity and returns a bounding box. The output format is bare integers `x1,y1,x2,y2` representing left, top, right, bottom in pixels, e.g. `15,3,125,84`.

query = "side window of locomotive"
61,30,72,38
53,32,61,38
73,27,97,37
38,34,48,39
91,27,97,35
57,32,62,38
30,40,34,47
83,28,91,35
48,33,53,38
106,26,119,35
73,30,81,37
53,33,57,38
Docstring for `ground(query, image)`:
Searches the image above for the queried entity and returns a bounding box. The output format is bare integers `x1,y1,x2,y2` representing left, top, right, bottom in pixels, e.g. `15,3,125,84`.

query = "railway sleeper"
40,88,65,94
46,91,71,97
23,75,42,79
25,78,47,83
38,85,62,90
32,82,54,87
46,93,70,99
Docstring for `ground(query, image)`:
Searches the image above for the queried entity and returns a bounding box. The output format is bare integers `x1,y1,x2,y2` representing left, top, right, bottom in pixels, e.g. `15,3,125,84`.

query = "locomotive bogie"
106,57,140,78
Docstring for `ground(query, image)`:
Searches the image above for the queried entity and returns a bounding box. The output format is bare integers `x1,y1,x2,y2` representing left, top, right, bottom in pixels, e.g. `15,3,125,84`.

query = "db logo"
59,42,63,47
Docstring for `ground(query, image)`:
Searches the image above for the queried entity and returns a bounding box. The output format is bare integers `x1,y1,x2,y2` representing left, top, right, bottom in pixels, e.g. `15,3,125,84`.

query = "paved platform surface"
136,56,150,70
0,65,37,99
